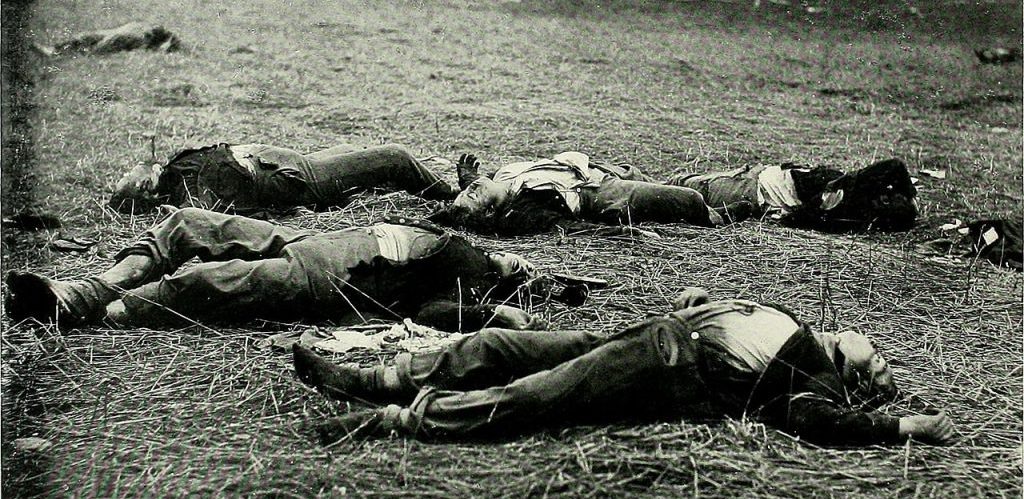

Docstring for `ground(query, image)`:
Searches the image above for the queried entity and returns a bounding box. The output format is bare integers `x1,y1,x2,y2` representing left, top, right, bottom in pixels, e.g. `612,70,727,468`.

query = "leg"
119,207,311,275
305,144,458,203
4,208,311,326
666,165,764,209
398,329,605,391
376,318,710,439
113,256,309,326
305,143,360,160
291,328,602,405
585,177,721,226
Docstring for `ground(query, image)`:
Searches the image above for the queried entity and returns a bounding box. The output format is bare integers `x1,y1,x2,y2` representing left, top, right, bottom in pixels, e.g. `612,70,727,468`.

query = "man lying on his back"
6,208,550,331
667,158,918,232
296,287,955,448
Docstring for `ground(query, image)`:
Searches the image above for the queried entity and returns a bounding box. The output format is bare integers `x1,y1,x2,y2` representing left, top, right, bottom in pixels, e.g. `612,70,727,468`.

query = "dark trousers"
301,144,458,204
582,176,717,226
388,319,713,438
667,165,766,209
114,208,374,325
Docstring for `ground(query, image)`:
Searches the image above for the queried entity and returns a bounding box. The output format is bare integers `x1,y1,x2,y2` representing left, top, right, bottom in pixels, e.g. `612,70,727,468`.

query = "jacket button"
690,332,700,340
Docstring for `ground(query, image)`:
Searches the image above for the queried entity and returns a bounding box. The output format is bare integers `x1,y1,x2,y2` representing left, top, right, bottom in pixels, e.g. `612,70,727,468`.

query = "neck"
494,181,515,206
813,332,839,363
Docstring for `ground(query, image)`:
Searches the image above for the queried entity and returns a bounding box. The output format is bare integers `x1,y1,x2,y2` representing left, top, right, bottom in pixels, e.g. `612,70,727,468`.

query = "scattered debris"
38,22,181,57
975,47,1020,65
13,437,53,453
939,219,964,232
918,219,1022,270
1,211,62,231
919,169,946,180
315,329,385,353
48,233,98,253
255,319,467,353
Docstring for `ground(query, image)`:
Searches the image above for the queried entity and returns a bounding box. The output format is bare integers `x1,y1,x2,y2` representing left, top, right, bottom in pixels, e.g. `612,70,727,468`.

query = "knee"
170,207,208,222
379,144,416,162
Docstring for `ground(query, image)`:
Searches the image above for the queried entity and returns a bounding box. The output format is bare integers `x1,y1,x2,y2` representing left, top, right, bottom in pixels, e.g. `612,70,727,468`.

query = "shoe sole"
6,271,62,323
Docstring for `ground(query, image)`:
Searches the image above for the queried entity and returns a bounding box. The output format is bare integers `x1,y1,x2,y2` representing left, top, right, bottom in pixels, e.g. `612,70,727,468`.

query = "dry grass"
2,0,1022,497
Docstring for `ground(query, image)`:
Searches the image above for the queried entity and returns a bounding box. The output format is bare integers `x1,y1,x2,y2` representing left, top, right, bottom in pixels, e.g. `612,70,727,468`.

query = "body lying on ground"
667,158,918,232
295,287,956,447
109,143,458,215
427,152,755,237
35,22,181,56
5,208,550,331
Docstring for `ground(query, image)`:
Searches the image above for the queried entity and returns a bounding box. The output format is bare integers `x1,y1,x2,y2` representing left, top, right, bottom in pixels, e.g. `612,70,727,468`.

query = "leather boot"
293,344,409,404
6,272,117,327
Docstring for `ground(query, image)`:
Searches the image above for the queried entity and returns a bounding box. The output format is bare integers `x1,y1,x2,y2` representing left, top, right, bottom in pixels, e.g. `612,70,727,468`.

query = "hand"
457,153,480,171
457,153,481,189
623,227,661,239
492,305,547,330
672,287,710,310
899,412,956,445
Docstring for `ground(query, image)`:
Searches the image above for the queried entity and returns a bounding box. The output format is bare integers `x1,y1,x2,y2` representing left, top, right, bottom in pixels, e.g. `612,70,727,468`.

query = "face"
114,162,162,197
836,330,899,407
488,252,537,280
111,162,164,213
452,178,509,214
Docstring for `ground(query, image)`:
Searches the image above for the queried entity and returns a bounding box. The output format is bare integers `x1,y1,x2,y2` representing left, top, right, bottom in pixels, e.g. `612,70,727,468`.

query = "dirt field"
2,0,1022,496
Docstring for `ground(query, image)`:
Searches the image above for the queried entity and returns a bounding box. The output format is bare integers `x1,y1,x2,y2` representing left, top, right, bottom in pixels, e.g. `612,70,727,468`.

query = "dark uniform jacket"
662,311,901,446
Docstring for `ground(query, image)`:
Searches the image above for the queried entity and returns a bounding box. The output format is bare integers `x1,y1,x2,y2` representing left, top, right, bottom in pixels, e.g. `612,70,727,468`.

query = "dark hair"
428,190,573,236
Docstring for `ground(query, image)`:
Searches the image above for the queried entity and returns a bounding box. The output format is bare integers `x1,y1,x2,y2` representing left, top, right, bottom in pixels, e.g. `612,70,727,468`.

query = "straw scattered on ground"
2,0,1022,496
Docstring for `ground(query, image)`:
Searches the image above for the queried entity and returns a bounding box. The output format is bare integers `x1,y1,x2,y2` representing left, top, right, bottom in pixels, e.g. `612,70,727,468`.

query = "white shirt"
671,299,799,373
756,165,803,216
493,152,604,213
371,224,439,261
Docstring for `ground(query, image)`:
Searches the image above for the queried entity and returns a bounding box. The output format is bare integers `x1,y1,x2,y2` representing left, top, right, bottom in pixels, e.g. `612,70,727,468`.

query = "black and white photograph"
1,0,1021,496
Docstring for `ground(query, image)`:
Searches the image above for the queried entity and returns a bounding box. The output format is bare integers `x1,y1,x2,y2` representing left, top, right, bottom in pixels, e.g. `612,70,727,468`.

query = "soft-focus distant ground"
2,0,1022,496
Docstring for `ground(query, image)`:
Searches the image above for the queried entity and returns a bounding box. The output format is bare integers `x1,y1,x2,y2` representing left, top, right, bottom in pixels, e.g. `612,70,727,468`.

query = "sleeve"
413,301,509,333
771,390,902,446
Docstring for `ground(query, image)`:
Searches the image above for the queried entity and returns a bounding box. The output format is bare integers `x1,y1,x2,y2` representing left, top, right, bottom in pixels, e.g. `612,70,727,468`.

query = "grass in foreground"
2,0,1022,496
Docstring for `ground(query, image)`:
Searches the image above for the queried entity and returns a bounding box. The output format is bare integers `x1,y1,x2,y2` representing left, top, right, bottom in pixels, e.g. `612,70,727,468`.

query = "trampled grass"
2,0,1022,496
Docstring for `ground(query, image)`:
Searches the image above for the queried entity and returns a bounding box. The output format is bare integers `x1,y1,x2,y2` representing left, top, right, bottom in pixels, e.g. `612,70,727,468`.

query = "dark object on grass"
917,218,1021,271
974,47,1020,65
433,152,751,237
671,158,918,232
109,142,457,216
1,211,62,231
48,233,98,253
37,22,181,57
968,219,1022,270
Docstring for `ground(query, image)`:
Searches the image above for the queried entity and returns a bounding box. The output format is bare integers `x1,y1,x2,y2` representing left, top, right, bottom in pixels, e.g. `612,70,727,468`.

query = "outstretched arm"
776,393,955,446
415,300,547,333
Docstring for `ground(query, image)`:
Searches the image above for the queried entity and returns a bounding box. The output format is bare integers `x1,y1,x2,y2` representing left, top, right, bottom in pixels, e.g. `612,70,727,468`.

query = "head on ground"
110,162,164,214
832,329,899,408
823,158,918,232
452,177,513,215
